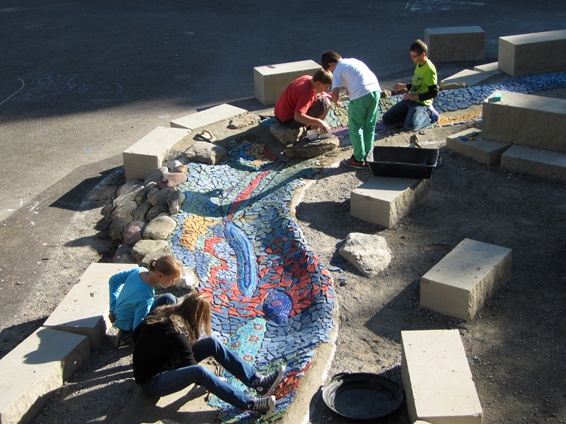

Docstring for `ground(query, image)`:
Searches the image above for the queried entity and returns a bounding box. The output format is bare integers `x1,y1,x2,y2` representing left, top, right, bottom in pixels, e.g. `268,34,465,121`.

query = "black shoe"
114,330,132,348
249,396,275,413
341,156,366,170
251,365,286,397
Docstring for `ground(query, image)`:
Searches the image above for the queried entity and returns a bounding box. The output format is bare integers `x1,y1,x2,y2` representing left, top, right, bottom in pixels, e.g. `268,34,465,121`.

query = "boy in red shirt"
274,68,333,135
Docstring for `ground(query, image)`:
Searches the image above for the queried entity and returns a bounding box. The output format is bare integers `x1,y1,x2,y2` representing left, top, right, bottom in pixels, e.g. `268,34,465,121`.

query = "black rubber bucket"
322,372,403,421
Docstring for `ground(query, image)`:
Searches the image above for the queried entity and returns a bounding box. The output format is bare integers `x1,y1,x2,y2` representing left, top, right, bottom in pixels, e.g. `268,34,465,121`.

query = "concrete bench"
401,329,483,424
421,238,512,320
0,328,90,424
43,263,137,350
350,177,430,229
123,126,191,181
446,128,511,165
424,26,485,62
482,91,566,153
499,29,566,76
439,69,494,89
254,60,321,105
170,103,247,130
501,144,566,181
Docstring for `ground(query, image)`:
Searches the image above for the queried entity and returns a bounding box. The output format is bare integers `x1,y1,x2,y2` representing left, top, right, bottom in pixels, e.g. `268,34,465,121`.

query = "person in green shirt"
382,39,440,131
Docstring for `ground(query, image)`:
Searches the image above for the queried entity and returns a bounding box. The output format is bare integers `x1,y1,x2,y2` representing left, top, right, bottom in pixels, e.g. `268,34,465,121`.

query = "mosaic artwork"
165,71,565,422
167,141,336,422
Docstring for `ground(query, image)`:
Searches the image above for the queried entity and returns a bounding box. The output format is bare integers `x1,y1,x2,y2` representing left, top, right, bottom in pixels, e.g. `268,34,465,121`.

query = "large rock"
109,217,132,241
131,239,171,263
269,121,303,145
144,215,178,240
110,199,138,221
158,172,188,189
285,135,339,159
166,188,186,215
228,113,261,129
122,221,147,246
185,141,227,165
338,233,392,277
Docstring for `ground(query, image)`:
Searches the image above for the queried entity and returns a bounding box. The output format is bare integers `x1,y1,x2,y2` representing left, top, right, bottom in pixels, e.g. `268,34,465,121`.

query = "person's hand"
335,99,342,107
403,93,416,101
394,83,407,91
108,312,116,323
320,120,331,134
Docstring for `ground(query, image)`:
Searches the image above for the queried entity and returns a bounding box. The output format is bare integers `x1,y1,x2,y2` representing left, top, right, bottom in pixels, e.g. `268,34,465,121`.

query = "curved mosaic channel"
167,141,336,422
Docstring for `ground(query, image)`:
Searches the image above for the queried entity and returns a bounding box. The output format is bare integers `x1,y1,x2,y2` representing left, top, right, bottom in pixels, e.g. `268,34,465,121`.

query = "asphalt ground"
1,0,565,360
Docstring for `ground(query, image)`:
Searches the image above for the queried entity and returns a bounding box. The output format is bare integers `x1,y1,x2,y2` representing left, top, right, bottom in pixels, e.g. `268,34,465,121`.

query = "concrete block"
123,127,192,181
170,104,247,130
350,177,430,229
446,128,511,165
425,26,485,62
473,62,500,74
498,29,566,76
440,69,494,89
43,263,137,350
501,144,566,181
254,60,321,105
401,329,483,424
482,91,566,153
0,328,90,424
421,238,512,320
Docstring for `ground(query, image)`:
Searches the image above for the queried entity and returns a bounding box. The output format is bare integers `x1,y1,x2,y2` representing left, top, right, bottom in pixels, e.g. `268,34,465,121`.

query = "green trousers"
348,91,380,162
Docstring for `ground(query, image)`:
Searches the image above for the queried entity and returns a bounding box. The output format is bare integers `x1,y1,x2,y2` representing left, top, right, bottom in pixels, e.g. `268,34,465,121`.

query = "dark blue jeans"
141,337,258,410
382,99,431,131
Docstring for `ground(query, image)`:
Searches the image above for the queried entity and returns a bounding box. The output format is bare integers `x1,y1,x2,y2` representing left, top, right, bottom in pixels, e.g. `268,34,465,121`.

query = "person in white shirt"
322,51,381,169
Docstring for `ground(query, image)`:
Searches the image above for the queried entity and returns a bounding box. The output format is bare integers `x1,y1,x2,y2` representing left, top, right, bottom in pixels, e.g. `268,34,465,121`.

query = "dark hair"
312,68,333,85
410,39,428,56
148,255,182,277
146,291,212,345
321,50,342,70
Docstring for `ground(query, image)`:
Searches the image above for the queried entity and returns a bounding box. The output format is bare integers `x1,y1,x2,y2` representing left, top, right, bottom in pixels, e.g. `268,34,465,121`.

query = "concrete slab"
424,26,485,62
473,61,500,74
499,29,566,76
401,329,483,424
43,263,137,350
123,127,192,181
254,60,321,105
482,91,566,153
0,328,90,424
501,144,566,181
440,69,494,88
421,238,512,320
350,176,430,229
446,128,512,165
170,104,248,130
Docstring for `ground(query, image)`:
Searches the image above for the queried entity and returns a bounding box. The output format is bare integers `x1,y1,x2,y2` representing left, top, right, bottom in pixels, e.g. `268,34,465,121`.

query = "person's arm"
293,112,331,133
330,87,341,106
108,268,136,314
418,84,439,101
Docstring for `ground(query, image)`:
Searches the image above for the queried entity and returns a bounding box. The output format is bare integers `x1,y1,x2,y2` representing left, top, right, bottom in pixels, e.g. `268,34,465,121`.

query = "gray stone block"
482,91,566,153
501,144,566,181
446,128,511,165
0,328,90,424
350,177,430,229
254,60,320,105
401,329,483,424
170,104,247,130
43,263,137,349
425,26,485,62
421,238,512,320
498,29,566,76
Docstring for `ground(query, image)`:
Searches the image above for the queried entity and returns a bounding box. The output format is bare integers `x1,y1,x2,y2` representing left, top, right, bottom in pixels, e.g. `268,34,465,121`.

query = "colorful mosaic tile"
167,140,336,422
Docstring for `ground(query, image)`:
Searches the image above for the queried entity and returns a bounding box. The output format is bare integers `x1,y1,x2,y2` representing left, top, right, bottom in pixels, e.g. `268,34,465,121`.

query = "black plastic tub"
367,146,439,179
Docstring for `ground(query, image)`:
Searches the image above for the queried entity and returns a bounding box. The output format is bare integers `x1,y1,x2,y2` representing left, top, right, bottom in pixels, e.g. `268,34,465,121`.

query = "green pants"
348,91,380,162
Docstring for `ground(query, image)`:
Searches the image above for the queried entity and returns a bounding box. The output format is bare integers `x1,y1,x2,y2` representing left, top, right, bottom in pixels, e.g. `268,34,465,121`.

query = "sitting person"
132,292,286,414
273,68,333,138
108,255,182,347
382,39,440,132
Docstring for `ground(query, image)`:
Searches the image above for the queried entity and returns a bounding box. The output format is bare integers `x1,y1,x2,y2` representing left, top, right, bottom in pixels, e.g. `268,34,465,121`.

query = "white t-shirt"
331,58,381,101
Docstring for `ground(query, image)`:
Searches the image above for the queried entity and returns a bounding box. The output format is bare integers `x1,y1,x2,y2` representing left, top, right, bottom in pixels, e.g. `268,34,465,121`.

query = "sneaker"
249,396,275,413
251,365,286,397
113,329,132,348
341,156,366,170
428,105,440,123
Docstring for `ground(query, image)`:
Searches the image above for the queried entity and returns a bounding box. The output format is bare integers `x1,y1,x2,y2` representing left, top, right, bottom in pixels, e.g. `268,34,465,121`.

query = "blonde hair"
146,291,212,345
148,255,182,278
